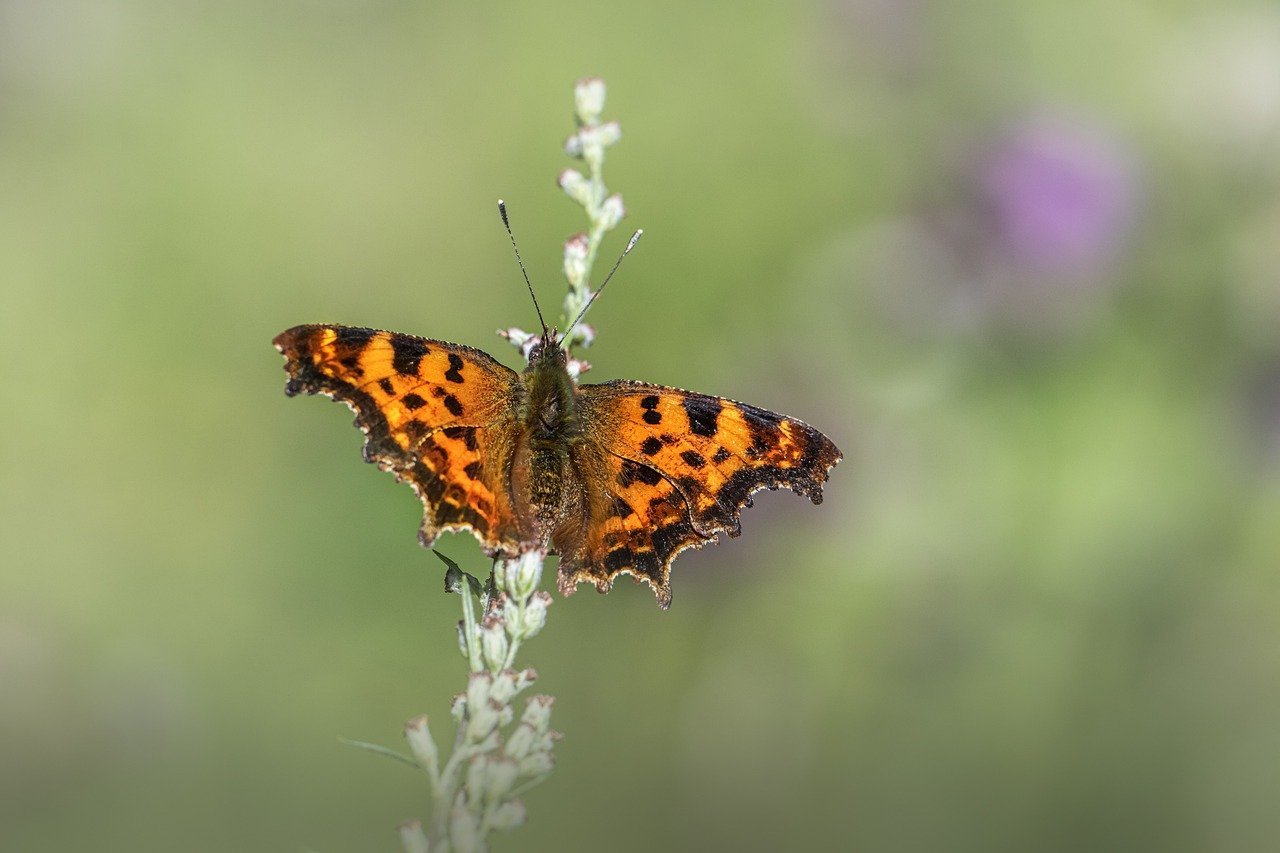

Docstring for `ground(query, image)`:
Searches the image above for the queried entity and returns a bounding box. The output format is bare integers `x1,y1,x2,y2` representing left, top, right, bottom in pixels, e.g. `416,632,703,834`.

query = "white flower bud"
518,751,555,778
397,819,430,853
489,669,518,705
498,326,539,361
531,730,562,754
598,193,626,230
522,591,551,638
520,694,555,734
505,722,536,759
563,233,590,287
450,692,467,723
480,615,508,669
466,699,503,742
466,672,491,710
514,668,537,693
449,792,481,851
403,715,438,775
593,120,622,148
574,77,606,125
563,131,584,159
508,550,544,600
472,729,500,753
465,754,487,805
485,755,520,801
489,798,528,832
557,169,592,206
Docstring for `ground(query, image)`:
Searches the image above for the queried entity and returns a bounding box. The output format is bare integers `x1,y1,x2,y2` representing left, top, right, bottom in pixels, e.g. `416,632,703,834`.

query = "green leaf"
338,737,421,770
435,550,483,598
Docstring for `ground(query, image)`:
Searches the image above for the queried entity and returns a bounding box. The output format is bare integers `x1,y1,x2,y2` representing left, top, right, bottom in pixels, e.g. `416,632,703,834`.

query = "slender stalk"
354,78,632,852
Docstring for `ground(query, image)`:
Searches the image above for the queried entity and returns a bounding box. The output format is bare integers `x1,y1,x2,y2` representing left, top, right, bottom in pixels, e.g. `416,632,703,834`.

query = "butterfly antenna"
498,199,549,337
563,228,643,342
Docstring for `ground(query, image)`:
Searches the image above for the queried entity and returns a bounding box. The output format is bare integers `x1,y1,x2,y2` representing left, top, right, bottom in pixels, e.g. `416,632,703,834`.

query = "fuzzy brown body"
273,324,842,608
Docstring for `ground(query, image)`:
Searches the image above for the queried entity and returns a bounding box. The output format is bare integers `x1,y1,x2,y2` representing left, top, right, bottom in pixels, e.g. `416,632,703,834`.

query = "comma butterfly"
274,267,841,608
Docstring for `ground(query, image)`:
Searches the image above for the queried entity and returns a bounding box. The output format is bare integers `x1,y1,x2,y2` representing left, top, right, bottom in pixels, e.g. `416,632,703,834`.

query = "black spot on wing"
603,547,635,573
679,450,706,469
683,396,721,438
737,403,785,429
650,517,701,565
401,393,426,411
640,395,662,425
378,378,395,395
442,425,479,451
612,496,635,518
444,353,465,384
334,327,377,349
443,394,464,417
463,460,483,480
390,334,429,376
641,436,662,456
617,459,663,488
713,446,731,464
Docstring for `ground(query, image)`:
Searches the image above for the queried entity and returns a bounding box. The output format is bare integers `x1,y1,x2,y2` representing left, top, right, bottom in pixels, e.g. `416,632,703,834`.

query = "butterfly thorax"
512,336,584,543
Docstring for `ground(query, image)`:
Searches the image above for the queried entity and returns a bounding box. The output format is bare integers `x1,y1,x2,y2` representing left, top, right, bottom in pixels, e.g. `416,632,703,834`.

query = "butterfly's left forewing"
273,324,524,553
561,380,843,606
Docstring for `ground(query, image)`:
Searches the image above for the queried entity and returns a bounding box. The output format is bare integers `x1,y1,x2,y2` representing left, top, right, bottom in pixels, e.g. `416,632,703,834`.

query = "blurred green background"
4,1,1280,850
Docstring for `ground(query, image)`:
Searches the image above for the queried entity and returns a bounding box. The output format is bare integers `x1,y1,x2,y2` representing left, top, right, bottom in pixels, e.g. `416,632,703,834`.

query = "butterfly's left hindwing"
273,324,523,552
561,380,843,606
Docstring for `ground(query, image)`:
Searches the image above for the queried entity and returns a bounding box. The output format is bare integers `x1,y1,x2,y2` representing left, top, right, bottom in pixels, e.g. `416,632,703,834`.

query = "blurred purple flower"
978,115,1137,276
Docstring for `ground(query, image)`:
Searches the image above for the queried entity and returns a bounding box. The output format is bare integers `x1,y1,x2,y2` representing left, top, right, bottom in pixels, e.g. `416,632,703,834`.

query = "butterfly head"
526,326,568,369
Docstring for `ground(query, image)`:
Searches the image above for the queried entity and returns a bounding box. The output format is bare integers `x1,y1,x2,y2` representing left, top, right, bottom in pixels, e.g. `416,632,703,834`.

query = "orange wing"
559,380,843,607
273,324,524,553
